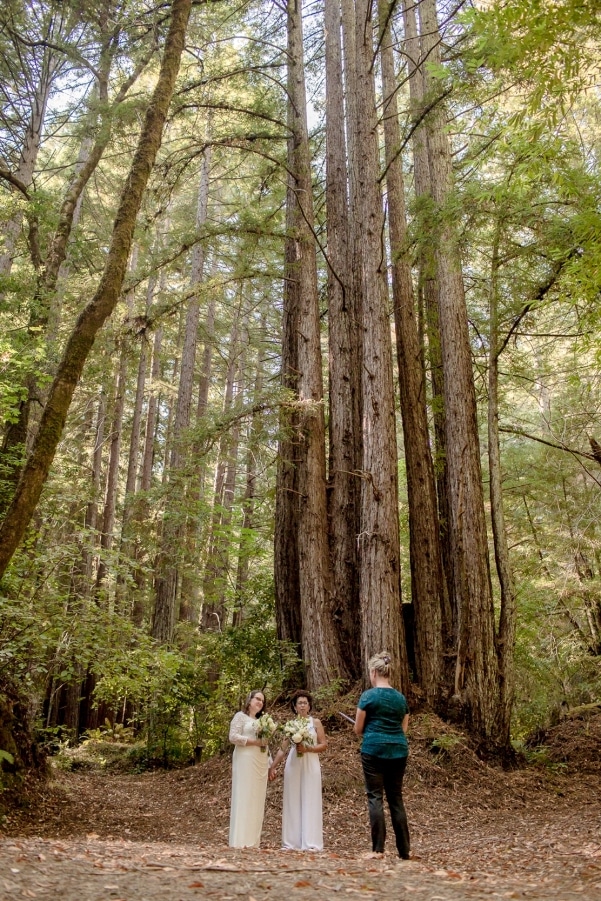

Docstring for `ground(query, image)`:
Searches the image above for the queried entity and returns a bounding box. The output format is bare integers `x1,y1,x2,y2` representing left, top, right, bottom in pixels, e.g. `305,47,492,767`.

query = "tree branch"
499,426,597,463
0,167,30,198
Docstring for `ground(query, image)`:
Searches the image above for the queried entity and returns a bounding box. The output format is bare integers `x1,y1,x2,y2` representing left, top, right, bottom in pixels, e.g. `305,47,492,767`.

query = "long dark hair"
244,690,266,718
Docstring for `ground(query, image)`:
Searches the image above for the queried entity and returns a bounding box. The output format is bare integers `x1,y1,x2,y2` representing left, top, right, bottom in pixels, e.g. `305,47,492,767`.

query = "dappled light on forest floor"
2,714,601,899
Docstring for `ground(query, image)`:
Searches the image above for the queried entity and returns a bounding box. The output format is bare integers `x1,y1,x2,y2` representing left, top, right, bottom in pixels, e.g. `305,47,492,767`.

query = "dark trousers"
361,753,410,858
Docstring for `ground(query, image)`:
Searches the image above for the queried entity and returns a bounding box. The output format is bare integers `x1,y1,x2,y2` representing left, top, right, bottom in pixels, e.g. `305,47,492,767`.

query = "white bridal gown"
228,711,269,848
282,716,323,851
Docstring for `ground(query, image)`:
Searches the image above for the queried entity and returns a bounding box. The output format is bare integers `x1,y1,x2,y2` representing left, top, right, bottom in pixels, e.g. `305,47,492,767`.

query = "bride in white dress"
269,691,327,851
228,690,270,848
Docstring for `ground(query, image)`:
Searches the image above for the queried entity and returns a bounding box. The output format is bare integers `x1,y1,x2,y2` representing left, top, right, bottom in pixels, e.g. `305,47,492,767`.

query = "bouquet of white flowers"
255,713,278,751
283,716,314,756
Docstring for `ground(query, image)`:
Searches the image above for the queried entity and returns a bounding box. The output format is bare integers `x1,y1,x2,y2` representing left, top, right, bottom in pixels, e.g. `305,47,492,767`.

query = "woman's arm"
229,711,249,745
268,738,290,778
354,708,366,736
402,713,409,734
229,711,265,747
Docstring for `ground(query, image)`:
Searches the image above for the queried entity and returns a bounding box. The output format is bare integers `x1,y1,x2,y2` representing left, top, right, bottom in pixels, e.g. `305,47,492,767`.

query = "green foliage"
51,738,147,774
84,720,136,744
512,743,568,774
90,578,298,767
464,0,601,118
513,593,601,739
430,733,463,757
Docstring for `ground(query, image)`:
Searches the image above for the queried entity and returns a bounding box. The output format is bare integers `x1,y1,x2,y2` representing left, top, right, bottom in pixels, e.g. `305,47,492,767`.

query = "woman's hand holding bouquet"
255,713,278,751
283,716,314,756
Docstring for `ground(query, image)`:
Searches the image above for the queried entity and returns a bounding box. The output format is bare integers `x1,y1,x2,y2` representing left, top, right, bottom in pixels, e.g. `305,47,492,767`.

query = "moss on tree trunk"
0,0,192,582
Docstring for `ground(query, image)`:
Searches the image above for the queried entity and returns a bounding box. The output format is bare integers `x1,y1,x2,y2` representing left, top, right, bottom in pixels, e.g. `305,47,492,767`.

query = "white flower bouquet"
255,713,278,751
283,716,314,756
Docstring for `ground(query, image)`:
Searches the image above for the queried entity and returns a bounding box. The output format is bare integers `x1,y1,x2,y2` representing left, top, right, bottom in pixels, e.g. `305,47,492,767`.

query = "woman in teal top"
354,651,410,859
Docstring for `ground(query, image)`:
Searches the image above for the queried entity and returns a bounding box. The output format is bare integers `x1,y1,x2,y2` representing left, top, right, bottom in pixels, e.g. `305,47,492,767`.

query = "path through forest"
2,715,600,900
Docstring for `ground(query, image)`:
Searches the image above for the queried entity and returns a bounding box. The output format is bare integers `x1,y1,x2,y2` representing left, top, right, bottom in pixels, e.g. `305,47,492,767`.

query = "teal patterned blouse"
358,687,409,759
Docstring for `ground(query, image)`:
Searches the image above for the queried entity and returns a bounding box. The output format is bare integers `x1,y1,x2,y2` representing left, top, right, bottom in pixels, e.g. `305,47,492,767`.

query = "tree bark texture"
69,398,105,603
234,331,266,625
0,0,193,583
352,0,408,689
178,293,217,622
275,29,303,657
379,0,444,703
95,342,128,593
153,141,210,641
418,0,501,744
488,227,517,748
200,306,244,631
325,0,362,679
402,0,455,653
141,318,165,494
116,286,150,616
283,0,347,687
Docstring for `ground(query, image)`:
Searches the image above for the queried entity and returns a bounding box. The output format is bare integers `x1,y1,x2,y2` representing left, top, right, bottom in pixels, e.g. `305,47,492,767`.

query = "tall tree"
234,320,267,624
378,0,445,703
402,0,455,647
153,144,211,642
281,0,347,687
0,1,155,495
487,219,517,747
418,0,500,744
0,0,193,582
178,292,217,623
0,0,76,275
352,0,408,686
200,302,244,632
324,0,362,678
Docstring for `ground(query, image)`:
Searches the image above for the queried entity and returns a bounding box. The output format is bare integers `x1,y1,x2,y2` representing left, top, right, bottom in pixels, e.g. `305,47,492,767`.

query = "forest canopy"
1,0,600,776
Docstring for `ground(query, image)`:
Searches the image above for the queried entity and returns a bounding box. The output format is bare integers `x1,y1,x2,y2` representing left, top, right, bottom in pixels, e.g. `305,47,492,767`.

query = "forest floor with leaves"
1,709,600,900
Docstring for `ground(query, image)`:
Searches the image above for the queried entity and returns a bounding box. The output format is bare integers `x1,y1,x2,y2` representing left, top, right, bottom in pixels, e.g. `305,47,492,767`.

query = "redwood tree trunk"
283,0,347,687
275,41,303,657
153,144,210,641
234,331,266,625
325,0,362,679
402,0,455,656
179,294,217,623
353,0,408,688
95,340,128,593
379,0,444,703
418,0,501,745
488,227,517,748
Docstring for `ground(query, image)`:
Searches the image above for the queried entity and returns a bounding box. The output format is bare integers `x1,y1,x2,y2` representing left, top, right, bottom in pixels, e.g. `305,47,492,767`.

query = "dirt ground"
2,711,600,900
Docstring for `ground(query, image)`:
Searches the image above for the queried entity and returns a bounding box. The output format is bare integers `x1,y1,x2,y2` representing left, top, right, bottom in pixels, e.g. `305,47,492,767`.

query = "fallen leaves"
2,712,600,900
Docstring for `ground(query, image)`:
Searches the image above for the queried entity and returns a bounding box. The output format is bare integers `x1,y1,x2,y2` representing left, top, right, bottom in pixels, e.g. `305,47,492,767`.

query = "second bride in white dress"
269,690,327,851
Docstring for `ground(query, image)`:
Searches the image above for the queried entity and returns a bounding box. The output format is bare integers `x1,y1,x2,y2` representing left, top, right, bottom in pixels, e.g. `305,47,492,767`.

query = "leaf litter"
1,711,600,899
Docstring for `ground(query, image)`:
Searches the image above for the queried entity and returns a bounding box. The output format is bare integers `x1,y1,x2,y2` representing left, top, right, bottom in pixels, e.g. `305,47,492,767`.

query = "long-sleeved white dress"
282,716,323,851
228,711,269,848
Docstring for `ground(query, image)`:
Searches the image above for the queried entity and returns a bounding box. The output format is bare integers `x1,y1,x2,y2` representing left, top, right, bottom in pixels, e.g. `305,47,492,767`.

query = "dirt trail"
2,715,600,899
2,834,598,901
